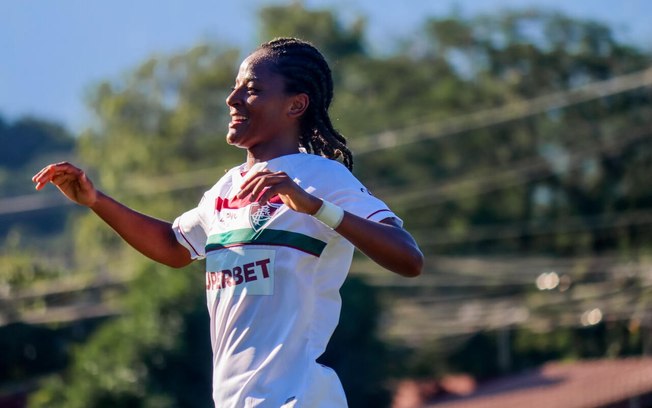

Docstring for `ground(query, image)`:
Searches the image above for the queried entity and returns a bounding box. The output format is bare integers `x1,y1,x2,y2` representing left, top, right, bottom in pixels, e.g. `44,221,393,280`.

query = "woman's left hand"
237,169,322,215
238,169,423,277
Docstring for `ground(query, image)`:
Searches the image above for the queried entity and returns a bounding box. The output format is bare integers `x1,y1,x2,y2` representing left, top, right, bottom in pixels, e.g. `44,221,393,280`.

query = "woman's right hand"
32,162,98,207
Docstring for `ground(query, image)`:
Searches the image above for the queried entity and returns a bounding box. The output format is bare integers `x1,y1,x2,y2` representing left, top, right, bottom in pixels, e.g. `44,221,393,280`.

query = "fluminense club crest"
249,200,283,232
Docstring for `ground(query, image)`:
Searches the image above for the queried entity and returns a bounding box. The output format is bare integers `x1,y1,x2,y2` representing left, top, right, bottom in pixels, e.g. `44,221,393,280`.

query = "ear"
287,93,309,119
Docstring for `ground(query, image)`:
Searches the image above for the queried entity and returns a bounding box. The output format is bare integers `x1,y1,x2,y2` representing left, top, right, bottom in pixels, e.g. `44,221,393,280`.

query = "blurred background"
1,1,652,407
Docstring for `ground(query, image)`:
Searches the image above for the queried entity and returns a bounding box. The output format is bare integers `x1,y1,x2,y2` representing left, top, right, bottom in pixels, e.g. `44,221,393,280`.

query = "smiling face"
225,50,308,162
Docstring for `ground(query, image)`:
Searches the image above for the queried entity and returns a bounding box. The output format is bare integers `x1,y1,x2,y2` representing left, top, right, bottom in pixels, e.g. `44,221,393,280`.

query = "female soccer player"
33,37,423,407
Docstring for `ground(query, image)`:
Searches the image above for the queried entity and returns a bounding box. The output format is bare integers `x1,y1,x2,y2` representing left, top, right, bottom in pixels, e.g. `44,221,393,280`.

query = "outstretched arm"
238,170,424,277
32,162,193,268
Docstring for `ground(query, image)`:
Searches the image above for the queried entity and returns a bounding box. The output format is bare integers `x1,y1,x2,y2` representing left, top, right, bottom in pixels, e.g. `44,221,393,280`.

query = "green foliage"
258,3,365,60
0,115,77,239
408,322,640,381
2,3,651,406
0,116,74,172
78,44,243,201
448,332,502,379
318,276,392,407
0,251,63,293
0,323,69,383
72,43,245,274
29,262,211,408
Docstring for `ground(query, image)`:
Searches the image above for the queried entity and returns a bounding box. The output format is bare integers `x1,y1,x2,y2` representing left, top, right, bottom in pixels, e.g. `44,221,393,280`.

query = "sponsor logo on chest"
206,248,276,297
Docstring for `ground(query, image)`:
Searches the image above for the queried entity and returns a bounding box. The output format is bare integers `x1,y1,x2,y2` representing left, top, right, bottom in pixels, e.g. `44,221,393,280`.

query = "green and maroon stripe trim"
206,228,326,257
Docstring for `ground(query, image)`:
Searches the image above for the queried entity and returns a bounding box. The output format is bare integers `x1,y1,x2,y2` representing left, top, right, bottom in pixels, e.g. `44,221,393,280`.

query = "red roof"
429,358,652,408
395,358,652,408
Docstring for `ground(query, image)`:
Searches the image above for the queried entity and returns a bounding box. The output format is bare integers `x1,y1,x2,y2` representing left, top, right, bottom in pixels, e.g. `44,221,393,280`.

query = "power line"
1,66,651,216
413,209,652,247
349,66,652,154
0,192,71,215
5,125,647,217
353,253,652,289
381,126,652,210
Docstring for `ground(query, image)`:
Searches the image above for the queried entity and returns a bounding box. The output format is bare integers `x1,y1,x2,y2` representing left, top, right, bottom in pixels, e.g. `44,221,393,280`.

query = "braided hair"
258,37,353,171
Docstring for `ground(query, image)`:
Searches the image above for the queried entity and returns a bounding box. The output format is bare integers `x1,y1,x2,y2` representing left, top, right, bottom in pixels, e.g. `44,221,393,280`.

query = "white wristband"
313,200,344,229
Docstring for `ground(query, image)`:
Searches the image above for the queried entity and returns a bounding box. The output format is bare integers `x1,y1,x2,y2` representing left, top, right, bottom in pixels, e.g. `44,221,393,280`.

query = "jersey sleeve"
321,167,403,227
172,196,208,260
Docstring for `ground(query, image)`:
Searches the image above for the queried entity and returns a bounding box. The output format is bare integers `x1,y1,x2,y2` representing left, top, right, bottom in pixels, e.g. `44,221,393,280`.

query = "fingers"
235,169,320,214
256,184,277,205
238,174,273,202
32,162,82,190
237,170,270,199
32,161,68,181
237,171,288,203
50,172,80,188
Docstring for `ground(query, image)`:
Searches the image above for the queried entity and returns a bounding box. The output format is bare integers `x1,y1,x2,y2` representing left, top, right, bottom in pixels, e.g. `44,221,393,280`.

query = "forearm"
334,211,423,277
90,191,192,268
234,171,423,276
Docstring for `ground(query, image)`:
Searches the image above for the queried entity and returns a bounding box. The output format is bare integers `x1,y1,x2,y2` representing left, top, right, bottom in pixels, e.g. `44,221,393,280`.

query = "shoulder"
293,154,354,179
288,154,369,195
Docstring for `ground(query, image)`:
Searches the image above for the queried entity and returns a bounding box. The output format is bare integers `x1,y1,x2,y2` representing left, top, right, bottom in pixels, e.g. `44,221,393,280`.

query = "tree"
13,5,652,407
0,116,74,172
0,116,76,237
258,3,366,60
29,44,242,407
30,263,212,408
29,5,395,407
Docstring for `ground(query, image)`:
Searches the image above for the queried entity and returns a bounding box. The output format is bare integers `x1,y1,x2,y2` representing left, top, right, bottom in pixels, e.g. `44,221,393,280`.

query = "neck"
246,144,301,168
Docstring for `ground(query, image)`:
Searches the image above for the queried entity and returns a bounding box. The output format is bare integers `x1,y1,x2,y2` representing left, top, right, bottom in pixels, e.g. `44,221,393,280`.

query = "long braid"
259,38,353,171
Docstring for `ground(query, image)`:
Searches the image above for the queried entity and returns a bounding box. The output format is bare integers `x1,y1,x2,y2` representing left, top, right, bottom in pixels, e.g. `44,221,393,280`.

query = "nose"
226,87,242,107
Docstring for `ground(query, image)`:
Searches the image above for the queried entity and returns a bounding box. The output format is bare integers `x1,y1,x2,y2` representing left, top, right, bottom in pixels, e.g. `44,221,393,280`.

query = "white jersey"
172,152,401,408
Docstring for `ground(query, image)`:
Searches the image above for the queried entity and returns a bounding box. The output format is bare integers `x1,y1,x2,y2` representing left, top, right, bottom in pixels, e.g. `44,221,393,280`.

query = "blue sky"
1,0,651,133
